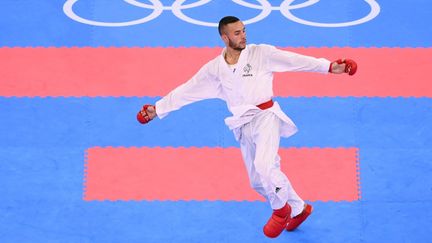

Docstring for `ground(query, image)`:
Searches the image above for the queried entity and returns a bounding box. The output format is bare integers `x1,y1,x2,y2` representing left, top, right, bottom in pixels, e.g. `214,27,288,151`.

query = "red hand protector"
344,59,357,75
330,59,358,75
137,105,153,124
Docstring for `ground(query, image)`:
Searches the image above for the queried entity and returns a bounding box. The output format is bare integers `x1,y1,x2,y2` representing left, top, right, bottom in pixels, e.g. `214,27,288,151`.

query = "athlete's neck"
224,48,241,65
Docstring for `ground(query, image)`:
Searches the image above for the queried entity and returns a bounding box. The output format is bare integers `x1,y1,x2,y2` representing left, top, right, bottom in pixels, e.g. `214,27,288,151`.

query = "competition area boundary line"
83,146,360,202
1,47,431,98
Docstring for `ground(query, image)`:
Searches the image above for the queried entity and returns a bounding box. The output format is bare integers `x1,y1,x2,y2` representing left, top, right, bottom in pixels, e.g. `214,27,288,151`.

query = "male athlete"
137,16,357,238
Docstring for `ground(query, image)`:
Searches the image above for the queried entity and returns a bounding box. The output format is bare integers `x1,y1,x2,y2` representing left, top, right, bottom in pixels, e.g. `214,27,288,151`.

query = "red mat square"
84,147,360,202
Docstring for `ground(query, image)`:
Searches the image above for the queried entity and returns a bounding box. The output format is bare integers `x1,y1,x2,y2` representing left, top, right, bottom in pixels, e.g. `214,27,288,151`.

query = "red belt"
257,99,274,110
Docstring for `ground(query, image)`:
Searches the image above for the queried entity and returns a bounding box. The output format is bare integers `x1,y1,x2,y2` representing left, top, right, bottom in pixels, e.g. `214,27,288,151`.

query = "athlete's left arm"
264,45,357,75
264,45,330,73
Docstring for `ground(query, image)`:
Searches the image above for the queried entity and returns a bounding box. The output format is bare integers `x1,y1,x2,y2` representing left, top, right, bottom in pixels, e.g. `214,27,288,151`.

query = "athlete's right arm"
155,62,222,119
137,61,222,124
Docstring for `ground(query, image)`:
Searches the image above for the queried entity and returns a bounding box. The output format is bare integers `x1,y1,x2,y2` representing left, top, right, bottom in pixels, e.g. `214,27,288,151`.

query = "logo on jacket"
243,63,253,77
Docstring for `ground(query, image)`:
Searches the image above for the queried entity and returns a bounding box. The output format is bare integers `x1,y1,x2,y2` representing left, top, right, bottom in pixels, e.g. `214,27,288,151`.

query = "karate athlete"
137,16,357,238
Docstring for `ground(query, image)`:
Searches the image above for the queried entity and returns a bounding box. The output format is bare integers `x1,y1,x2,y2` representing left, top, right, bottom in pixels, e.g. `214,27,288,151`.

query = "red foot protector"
84,147,360,201
264,203,291,238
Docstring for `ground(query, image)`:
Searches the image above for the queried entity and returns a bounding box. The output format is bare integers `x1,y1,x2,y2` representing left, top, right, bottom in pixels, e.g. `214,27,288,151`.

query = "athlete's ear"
221,33,228,43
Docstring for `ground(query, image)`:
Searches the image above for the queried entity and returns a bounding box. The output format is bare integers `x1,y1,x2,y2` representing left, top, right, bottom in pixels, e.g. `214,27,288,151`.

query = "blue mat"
1,0,432,241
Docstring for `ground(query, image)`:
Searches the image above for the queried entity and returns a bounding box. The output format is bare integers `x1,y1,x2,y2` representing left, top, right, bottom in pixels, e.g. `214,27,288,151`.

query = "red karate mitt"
331,59,358,75
137,105,155,124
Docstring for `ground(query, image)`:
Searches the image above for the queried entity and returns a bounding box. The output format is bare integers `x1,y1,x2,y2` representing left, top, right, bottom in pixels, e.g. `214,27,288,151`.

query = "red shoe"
263,203,291,238
286,203,313,231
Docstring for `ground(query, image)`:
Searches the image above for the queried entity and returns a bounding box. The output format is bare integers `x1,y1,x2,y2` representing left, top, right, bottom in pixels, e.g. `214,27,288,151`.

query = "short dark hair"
218,16,240,35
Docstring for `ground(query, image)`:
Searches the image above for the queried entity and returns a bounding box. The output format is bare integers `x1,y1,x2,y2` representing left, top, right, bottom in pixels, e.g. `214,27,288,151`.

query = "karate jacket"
156,44,331,140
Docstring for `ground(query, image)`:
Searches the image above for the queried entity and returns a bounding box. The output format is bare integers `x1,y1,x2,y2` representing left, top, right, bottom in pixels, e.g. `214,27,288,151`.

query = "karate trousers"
238,110,305,216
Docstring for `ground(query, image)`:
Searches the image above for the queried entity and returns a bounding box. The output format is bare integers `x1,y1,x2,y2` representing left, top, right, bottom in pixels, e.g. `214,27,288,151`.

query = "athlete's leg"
251,111,305,216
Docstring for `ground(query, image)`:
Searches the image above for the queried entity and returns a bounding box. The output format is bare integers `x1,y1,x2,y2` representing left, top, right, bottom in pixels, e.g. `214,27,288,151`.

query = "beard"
228,37,246,51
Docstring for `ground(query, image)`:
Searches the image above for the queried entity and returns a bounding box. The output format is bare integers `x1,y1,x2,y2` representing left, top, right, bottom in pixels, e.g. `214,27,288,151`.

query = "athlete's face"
221,21,246,51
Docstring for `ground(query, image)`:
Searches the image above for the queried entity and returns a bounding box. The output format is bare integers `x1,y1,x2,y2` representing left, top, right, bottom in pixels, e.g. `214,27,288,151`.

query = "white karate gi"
156,44,330,215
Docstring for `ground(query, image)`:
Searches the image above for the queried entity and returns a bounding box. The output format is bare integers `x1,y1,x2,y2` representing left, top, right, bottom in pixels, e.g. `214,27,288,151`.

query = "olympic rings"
63,0,381,28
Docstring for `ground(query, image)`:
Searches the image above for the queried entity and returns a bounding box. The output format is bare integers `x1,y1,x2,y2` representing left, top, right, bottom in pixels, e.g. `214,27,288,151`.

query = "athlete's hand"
329,59,357,75
137,104,157,124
